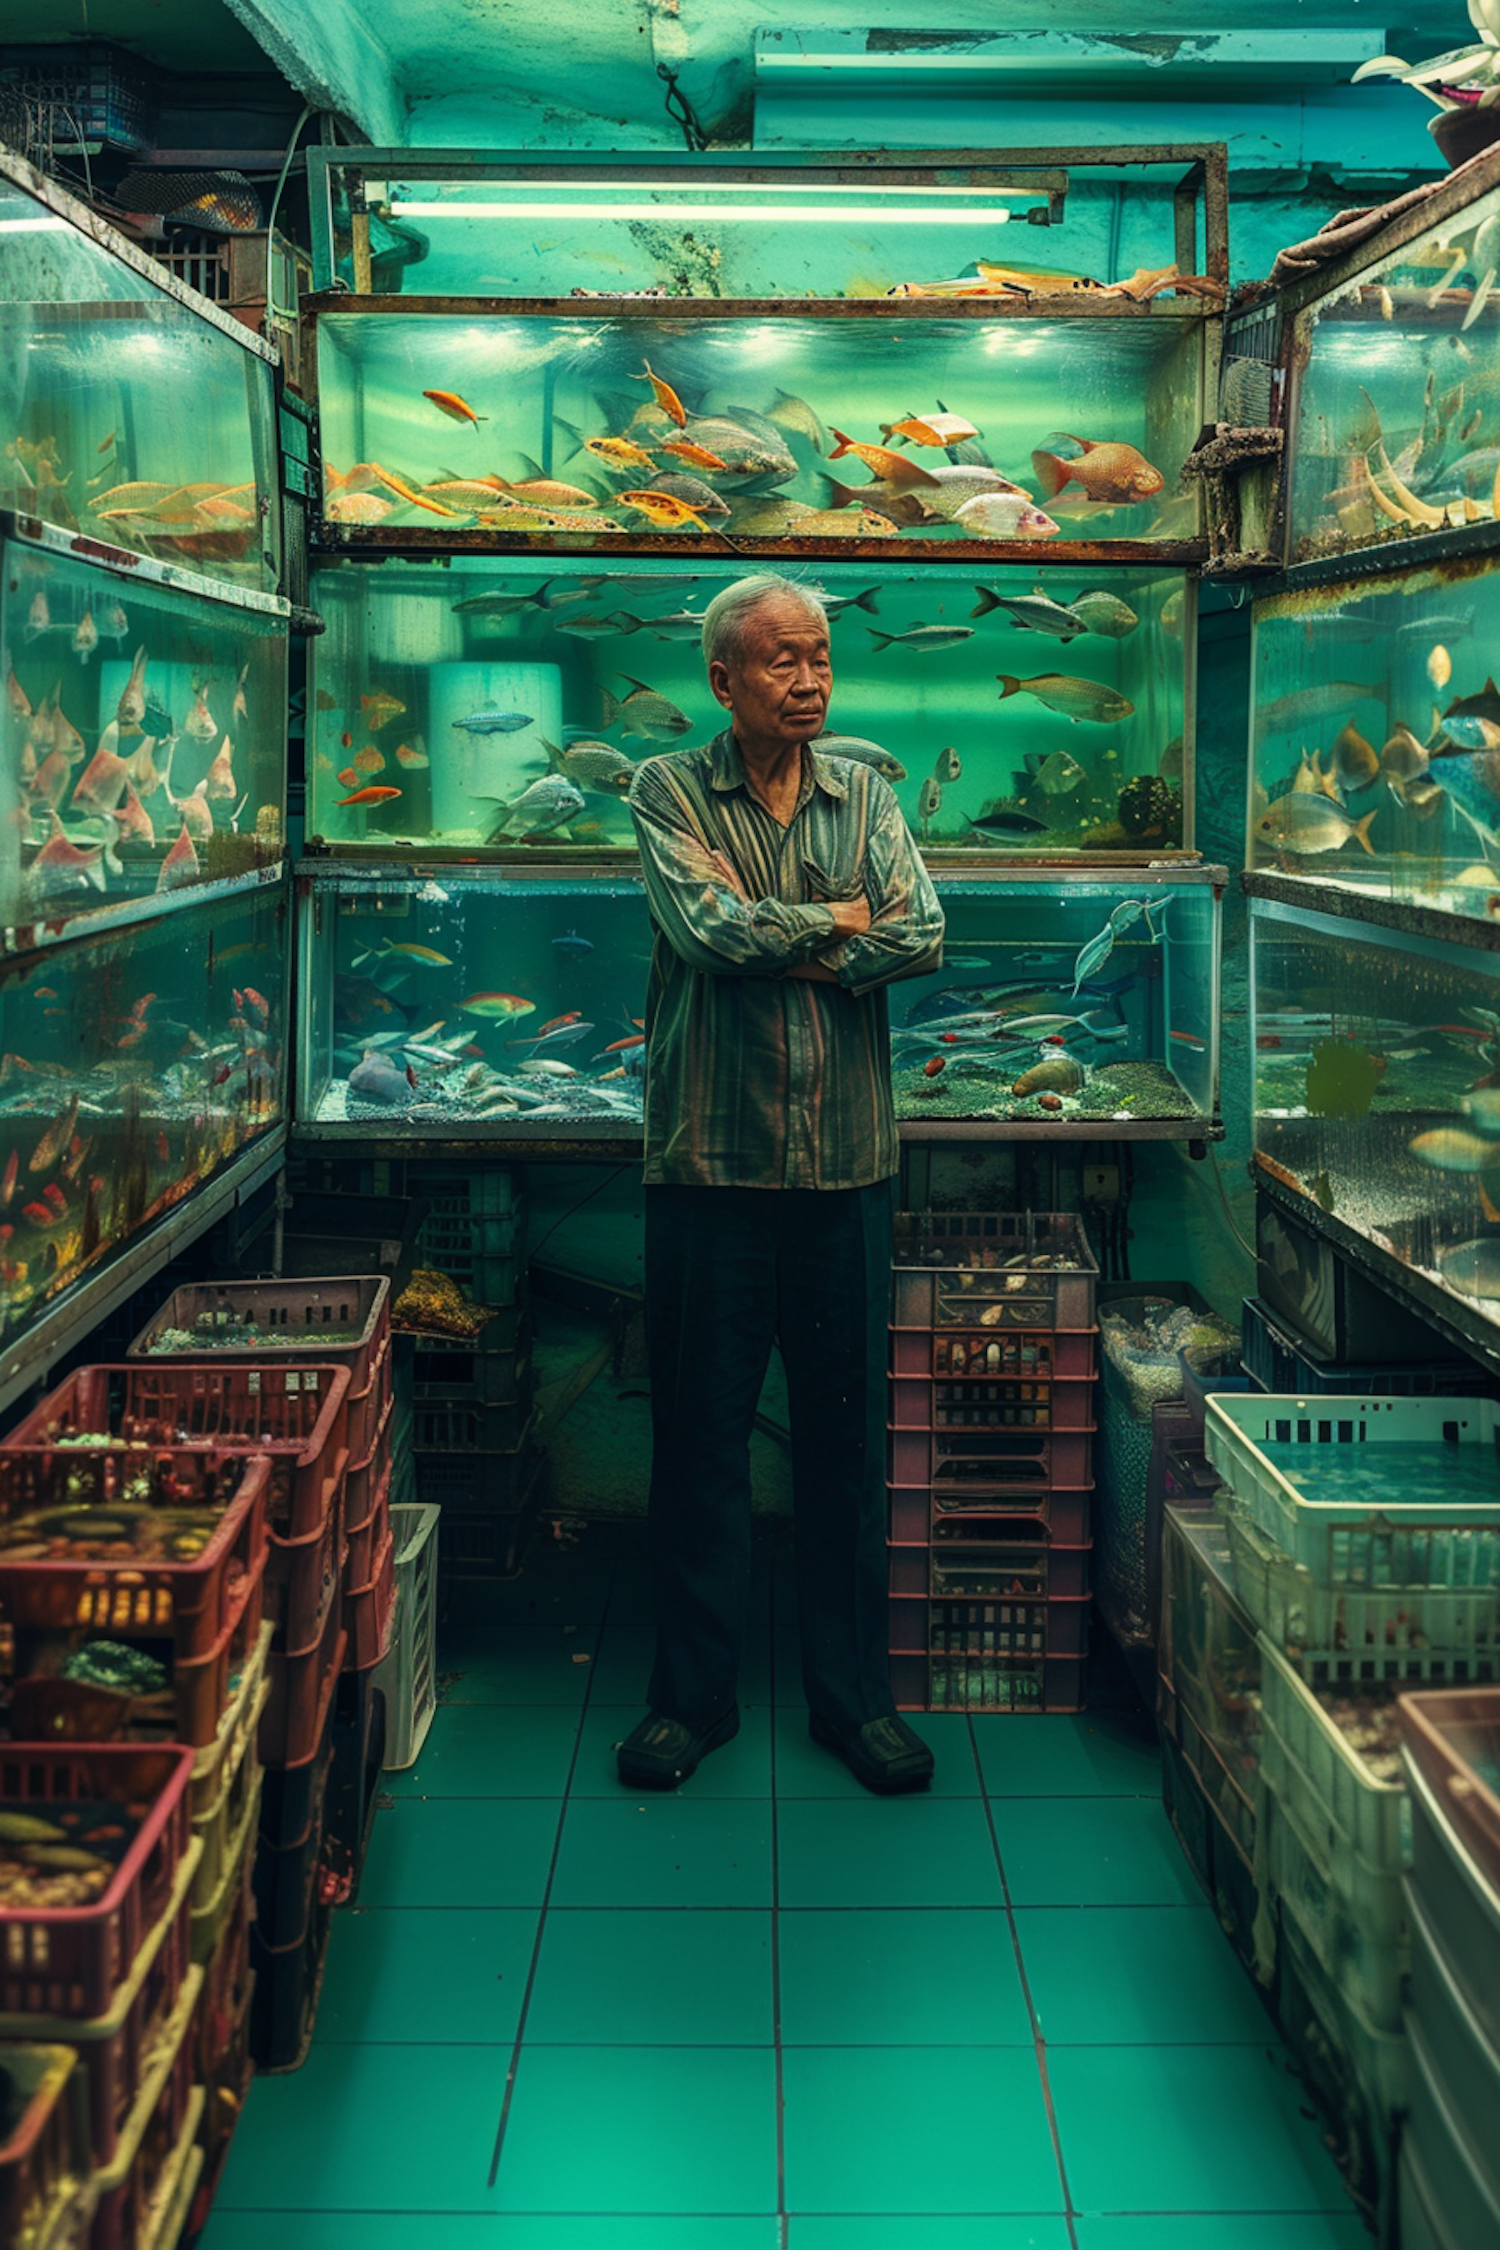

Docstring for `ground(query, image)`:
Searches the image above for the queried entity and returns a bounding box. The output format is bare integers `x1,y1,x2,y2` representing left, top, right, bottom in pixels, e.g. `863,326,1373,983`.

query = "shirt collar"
709,730,848,803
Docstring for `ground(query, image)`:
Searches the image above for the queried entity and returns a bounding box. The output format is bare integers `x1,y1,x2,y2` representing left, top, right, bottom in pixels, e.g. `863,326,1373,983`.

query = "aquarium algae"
307,559,1187,856
2,536,286,927
314,311,1202,549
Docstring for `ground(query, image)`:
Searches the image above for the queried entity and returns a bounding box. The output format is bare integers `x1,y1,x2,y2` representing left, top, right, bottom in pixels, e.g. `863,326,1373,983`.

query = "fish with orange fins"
112,786,156,847
656,437,728,473
338,785,403,806
27,813,108,897
1030,434,1164,505
634,359,688,429
204,735,237,802
352,745,386,775
423,389,487,426
618,490,713,530
584,436,659,472
70,746,131,815
156,822,200,893
827,430,938,487
361,691,405,731
116,646,148,727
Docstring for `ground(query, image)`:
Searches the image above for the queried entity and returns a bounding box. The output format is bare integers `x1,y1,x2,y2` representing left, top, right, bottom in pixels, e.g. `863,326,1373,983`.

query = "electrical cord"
657,63,708,153
264,99,315,327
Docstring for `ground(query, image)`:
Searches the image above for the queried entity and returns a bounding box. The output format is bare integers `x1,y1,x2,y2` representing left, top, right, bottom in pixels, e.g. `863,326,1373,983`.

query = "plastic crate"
266,1457,346,1652
260,1590,345,1769
1227,1502,1500,1687
415,1444,543,1519
891,1212,1098,1332
434,1504,534,1585
188,1621,271,1834
1204,1394,1500,1574
372,1503,440,1770
130,1278,391,1459
0,1451,270,1663
326,1665,386,1906
1406,1882,1500,2222
87,1967,202,2250
1274,1897,1404,2227
190,1667,266,1929
1402,1728,1500,2065
408,1330,532,1410
890,1370,1095,1432
249,1887,331,2073
413,1165,526,1306
0,41,156,151
191,1963,253,2238
1404,2001,1499,2250
0,2041,88,2250
892,1647,1085,1715
1,1363,352,1541
189,1777,255,1982
254,1749,329,1951
1240,1299,1479,1400
413,1396,535,1453
888,1535,1091,1603
888,1590,1091,1659
1157,1507,1263,1868
0,1745,193,2020
888,1424,1093,1495
344,1526,396,1671
345,1392,392,1533
893,1484,1092,1545
258,1616,340,1855
1400,1684,1500,1897
1401,2119,1478,2250
889,1326,1097,1380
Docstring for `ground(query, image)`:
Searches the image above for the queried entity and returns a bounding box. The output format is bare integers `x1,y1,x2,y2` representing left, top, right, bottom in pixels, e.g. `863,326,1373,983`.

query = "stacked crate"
126,1277,397,2067
0,1744,205,2250
887,1214,1098,1715
404,1166,539,1584
1196,1391,1500,2228
1398,1689,1500,2250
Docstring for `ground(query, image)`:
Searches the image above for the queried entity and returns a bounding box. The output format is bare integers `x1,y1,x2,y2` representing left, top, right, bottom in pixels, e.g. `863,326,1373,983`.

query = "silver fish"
480,775,586,838
810,734,907,785
600,676,692,742
867,625,974,653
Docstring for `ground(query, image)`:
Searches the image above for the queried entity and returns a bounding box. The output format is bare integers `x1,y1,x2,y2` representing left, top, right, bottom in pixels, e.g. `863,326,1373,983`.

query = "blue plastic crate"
1241,1299,1480,1400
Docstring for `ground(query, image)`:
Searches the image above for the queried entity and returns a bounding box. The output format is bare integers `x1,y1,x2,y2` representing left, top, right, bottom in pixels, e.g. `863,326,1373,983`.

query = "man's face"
708,596,832,747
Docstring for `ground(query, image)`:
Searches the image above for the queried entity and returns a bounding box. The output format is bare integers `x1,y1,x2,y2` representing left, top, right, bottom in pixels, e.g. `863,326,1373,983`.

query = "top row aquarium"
303,147,1226,563
0,149,282,597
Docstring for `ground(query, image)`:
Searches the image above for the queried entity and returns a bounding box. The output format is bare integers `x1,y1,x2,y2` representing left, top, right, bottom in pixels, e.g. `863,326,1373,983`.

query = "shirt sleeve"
629,759,837,976
833,771,946,998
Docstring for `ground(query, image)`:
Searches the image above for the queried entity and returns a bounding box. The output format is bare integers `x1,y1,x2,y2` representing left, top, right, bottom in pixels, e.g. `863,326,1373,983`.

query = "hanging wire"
264,100,316,327
657,62,708,153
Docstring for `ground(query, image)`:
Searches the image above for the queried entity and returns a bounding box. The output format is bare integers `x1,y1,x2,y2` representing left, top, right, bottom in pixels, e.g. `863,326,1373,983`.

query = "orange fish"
584,436,658,471
423,389,487,426
337,767,360,789
22,1200,59,1228
395,742,429,770
204,735,237,801
1030,434,1164,505
352,746,386,775
924,1055,947,1077
634,358,687,429
827,430,937,487
602,1034,645,1053
656,437,728,473
535,1012,582,1037
337,785,402,806
618,489,712,530
156,822,200,893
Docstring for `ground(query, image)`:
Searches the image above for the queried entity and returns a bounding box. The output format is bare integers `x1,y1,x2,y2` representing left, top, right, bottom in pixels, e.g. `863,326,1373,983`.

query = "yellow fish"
634,359,687,429
584,436,658,471
618,489,713,530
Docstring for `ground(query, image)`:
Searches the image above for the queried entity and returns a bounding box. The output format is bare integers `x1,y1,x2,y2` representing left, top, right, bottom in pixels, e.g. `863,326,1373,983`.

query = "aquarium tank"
307,147,1228,304
1251,888,1500,1344
295,867,652,1140
312,304,1204,554
306,557,1189,856
0,880,286,1357
1286,169,1500,566
1,525,287,932
0,151,282,595
1250,557,1500,922
898,870,1222,1135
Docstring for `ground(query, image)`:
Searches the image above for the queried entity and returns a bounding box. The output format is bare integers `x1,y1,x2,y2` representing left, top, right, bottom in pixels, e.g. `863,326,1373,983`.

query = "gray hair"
701,574,828,671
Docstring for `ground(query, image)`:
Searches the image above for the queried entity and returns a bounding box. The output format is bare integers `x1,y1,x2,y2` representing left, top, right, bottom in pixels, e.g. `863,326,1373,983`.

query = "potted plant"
1355,0,1500,167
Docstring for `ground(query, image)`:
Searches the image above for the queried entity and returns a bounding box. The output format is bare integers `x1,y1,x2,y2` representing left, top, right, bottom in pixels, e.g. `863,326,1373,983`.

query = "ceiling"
0,0,274,76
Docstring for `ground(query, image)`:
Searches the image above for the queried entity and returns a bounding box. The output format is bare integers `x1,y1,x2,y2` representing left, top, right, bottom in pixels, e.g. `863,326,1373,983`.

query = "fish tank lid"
1245,868,1500,958
0,146,280,366
1,509,293,622
306,141,1228,305
1275,137,1500,318
295,859,647,893
924,853,1221,881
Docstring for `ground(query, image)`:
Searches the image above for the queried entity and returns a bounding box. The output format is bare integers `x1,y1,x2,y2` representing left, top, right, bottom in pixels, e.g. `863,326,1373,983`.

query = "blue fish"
553,930,594,958
452,708,535,735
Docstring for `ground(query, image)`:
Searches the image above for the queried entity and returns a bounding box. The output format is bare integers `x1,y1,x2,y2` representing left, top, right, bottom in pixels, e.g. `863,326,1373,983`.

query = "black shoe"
810,1712,935,1795
616,1708,740,1790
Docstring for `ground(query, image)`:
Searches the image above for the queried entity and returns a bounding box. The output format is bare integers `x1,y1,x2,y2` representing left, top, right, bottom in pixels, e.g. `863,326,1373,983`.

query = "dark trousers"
643,1178,896,1731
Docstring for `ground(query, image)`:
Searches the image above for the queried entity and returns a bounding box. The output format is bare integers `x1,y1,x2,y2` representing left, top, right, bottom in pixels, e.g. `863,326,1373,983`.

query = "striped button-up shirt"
628,729,945,1189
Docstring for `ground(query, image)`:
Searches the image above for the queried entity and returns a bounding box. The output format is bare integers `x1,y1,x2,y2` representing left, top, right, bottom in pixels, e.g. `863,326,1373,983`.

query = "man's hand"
827,896,871,939
787,960,841,983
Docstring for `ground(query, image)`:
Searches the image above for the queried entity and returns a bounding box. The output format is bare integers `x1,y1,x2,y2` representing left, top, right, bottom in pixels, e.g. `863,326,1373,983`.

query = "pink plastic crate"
890,1372,1096,1433
892,1213,1098,1330
888,1424,1094,1495
261,1597,345,1769
344,1391,392,1531
0,1743,193,2018
2,1363,352,1540
344,1526,395,1671
890,1326,1098,1380
88,1970,199,2250
890,1647,1087,1714
888,1482,1092,1546
266,1452,346,1649
888,1590,1092,1659
345,1456,390,1592
889,1537,1092,1602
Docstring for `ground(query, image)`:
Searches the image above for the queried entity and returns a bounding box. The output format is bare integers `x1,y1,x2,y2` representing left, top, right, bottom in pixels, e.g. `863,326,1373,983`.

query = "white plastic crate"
1204,1395,1500,1578
1258,1631,1409,1869
1262,1758,1406,2031
1226,1502,1500,1684
372,1502,440,1771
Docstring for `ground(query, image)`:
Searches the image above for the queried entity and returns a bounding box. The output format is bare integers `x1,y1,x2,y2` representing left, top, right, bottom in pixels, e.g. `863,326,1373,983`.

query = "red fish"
337,786,402,806
238,988,271,1021
42,1182,66,1216
535,1012,582,1037
340,731,353,750
423,389,487,426
602,1034,645,1053
924,1055,947,1077
156,822,199,895
21,1200,57,1227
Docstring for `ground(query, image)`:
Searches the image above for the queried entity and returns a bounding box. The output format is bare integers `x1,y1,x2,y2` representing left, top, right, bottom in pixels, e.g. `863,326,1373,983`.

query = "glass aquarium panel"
319,154,1217,301
1289,174,1500,565
1252,894,1500,1342
0,159,281,594
895,872,1221,1131
307,557,1188,855
0,880,285,1355
296,870,652,1139
2,529,286,931
1250,557,1500,925
314,309,1203,549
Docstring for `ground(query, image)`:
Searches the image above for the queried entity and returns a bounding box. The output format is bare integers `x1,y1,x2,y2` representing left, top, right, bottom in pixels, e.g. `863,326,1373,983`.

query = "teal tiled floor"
204,1526,1361,2245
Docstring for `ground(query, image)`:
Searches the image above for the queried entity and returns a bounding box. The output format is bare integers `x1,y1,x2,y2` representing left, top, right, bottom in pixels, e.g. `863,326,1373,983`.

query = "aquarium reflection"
0,884,285,1350
1290,180,1500,565
1252,895,1500,1336
298,871,651,1137
314,312,1203,548
0,168,281,594
896,874,1220,1129
2,533,286,929
1250,558,1500,923
307,559,1187,856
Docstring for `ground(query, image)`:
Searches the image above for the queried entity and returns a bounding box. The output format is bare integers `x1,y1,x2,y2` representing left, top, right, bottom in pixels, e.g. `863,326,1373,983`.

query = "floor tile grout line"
482,1549,619,2191
966,1712,1083,2250
769,1558,789,2250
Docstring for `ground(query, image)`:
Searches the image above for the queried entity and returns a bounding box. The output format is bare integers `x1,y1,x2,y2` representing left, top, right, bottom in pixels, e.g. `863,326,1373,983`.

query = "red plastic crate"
344,1526,396,1671
196,1845,253,2072
890,1648,1087,1714
190,1962,253,2235
0,1450,269,1662
888,1425,1094,1494
1,1363,353,1540
254,1729,332,1949
345,1456,390,1591
89,1967,201,2250
0,1743,193,2018
888,1483,1093,1545
249,1884,331,2072
266,1453,346,1651
260,1592,346,1769
892,1212,1098,1330
130,1276,391,1459
345,1392,392,1530
890,1372,1097,1433
890,1326,1098,1380
888,1590,1092,1659
0,2041,87,2250
888,1537,1092,1603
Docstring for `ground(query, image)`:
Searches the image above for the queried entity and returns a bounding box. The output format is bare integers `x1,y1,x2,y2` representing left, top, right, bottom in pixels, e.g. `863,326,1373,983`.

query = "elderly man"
620,573,945,1796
